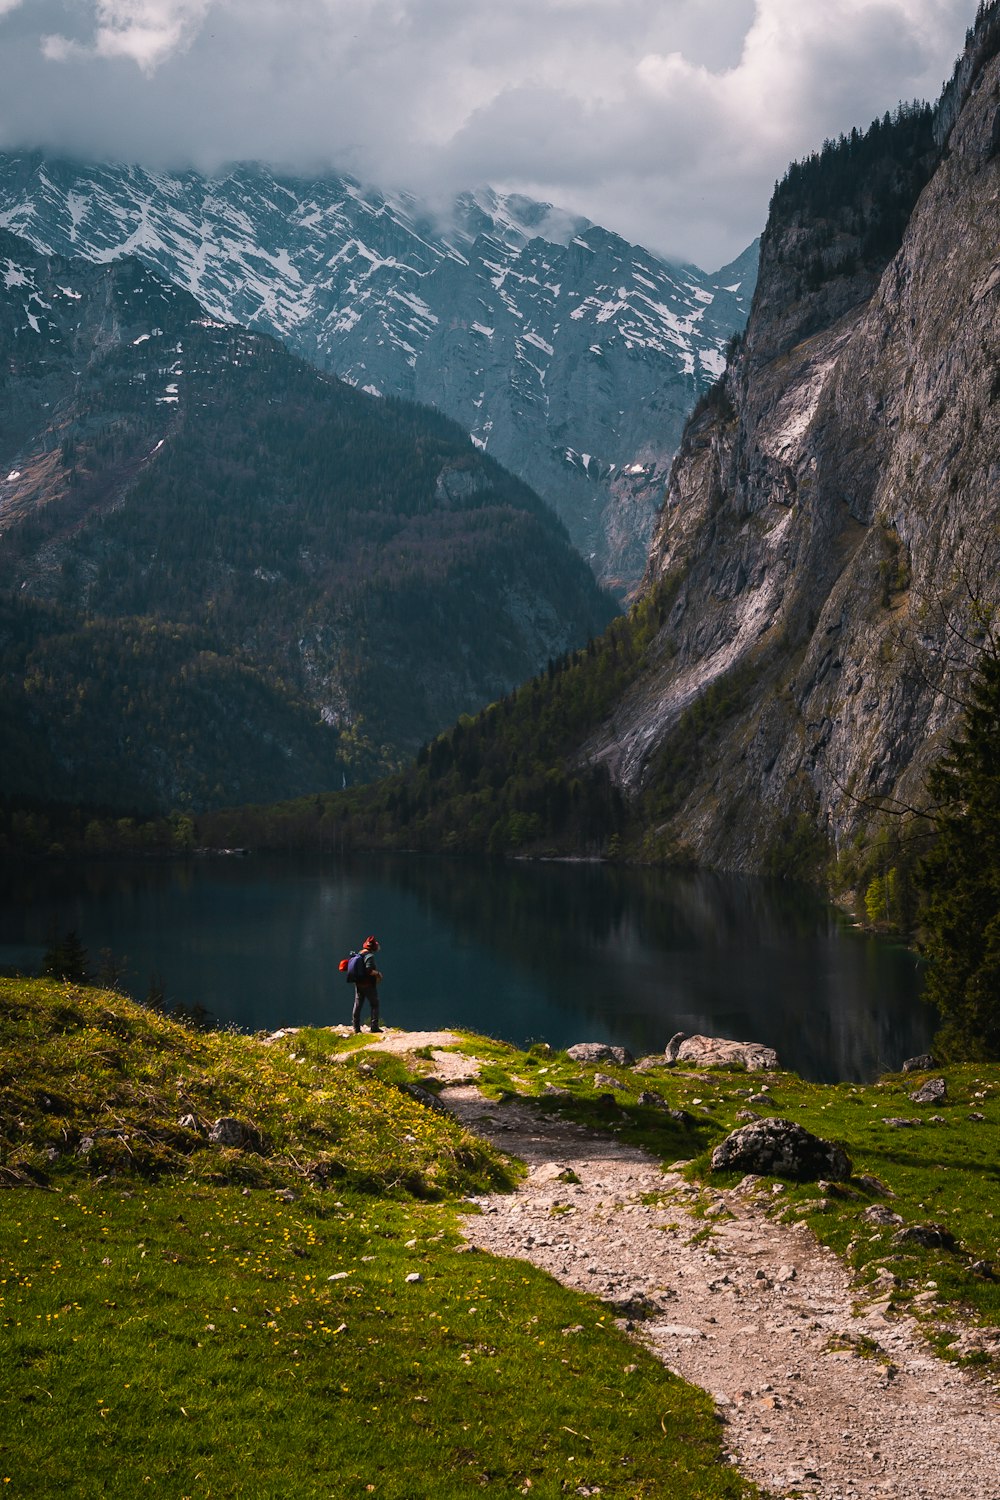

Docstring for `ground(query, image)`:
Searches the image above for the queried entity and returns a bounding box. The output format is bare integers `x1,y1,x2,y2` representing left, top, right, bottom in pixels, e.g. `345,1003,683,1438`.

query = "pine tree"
918,632,1000,1058
41,929,91,983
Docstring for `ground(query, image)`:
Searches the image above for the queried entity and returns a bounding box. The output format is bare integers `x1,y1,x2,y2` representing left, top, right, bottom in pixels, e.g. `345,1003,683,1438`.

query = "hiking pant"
352,983,379,1031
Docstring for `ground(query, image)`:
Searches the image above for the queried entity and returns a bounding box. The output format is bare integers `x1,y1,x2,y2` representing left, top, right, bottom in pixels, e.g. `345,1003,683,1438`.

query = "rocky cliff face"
0,158,755,593
581,7,1000,870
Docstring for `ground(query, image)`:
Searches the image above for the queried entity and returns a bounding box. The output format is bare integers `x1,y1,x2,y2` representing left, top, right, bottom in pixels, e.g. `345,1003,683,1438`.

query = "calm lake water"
3,854,932,1082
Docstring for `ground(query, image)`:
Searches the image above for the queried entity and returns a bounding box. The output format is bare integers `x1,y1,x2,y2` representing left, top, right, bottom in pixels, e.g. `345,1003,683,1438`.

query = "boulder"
663,1032,688,1063
566,1043,635,1067
855,1174,893,1198
665,1032,779,1071
710,1117,852,1182
861,1205,904,1227
893,1222,957,1251
909,1077,947,1105
208,1116,260,1150
901,1053,937,1073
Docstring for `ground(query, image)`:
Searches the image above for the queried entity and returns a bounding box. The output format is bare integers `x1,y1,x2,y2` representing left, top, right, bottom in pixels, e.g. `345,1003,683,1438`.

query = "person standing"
351,935,382,1033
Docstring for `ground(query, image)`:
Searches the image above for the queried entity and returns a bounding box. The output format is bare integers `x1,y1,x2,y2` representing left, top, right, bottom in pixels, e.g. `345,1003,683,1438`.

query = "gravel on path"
442,1083,1000,1500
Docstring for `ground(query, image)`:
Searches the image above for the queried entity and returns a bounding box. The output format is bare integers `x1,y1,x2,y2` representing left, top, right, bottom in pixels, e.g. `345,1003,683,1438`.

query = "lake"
2,854,932,1082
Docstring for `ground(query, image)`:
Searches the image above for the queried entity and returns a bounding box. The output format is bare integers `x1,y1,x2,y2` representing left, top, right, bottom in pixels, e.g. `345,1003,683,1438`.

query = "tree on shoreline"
918,621,1000,1059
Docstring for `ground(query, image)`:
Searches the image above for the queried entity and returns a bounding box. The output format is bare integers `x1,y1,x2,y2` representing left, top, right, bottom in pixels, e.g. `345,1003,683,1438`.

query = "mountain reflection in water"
2,854,931,1083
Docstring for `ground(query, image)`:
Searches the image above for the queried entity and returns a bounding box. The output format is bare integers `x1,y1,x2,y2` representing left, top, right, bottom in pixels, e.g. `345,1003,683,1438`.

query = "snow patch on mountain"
0,154,758,591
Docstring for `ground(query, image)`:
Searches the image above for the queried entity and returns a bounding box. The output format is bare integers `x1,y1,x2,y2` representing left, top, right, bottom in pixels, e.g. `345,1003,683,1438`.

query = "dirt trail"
438,1081,1000,1500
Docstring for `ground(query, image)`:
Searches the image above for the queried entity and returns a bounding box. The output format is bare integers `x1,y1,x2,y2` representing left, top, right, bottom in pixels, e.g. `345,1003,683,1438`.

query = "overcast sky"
0,0,978,269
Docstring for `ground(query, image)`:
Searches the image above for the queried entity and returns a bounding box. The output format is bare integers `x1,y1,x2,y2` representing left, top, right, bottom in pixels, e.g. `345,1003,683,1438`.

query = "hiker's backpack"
339,951,368,984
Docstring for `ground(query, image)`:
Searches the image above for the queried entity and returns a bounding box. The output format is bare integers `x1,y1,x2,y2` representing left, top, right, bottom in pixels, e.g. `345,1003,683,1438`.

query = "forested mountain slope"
0,232,616,812
218,4,1000,870
0,159,756,593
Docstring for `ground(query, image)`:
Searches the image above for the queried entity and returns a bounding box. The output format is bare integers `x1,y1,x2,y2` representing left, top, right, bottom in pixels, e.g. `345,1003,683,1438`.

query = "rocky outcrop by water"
665,1033,780,1071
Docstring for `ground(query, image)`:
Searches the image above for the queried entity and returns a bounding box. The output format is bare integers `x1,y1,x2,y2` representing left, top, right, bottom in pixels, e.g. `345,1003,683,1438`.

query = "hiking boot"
370,1025,381,1033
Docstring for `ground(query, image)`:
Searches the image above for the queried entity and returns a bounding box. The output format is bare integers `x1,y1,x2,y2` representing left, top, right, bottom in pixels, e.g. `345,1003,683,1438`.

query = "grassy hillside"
4,978,998,1496
0,979,757,1499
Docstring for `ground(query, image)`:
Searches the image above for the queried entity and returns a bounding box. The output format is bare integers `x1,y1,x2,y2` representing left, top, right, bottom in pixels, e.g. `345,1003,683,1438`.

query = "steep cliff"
581,5,1000,871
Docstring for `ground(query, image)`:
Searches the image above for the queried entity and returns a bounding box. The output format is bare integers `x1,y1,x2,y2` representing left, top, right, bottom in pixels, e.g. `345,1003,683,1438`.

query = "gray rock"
909,1077,947,1105
855,1174,894,1198
607,1291,662,1320
664,1031,689,1064
710,1117,851,1182
263,1027,301,1043
593,1072,624,1090
901,1053,937,1073
670,1034,779,1071
566,1043,635,1067
401,1081,449,1114
861,1205,904,1227
209,1116,258,1149
882,1117,922,1128
893,1222,957,1251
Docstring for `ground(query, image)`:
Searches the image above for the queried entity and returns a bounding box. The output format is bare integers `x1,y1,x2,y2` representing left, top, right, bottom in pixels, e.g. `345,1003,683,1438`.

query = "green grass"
3,1186,758,1499
6,977,999,1497
0,980,508,1198
0,981,762,1499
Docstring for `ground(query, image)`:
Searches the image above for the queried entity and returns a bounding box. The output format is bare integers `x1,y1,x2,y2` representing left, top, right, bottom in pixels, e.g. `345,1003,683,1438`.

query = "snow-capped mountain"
0,228,617,808
0,153,757,593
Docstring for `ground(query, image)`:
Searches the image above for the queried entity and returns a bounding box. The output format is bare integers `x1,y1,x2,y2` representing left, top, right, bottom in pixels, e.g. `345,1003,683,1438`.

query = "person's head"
362,935,379,952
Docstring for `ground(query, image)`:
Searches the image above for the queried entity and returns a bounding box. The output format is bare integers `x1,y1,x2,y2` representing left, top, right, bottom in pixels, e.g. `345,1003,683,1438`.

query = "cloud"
0,0,978,267
42,0,212,72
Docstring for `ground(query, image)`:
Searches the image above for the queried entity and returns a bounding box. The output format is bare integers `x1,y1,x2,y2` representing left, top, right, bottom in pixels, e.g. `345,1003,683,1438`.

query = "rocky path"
442,1082,1000,1500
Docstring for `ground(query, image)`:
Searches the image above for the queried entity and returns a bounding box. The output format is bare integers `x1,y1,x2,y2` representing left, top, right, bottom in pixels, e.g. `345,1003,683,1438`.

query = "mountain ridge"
0,154,757,592
0,229,616,812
